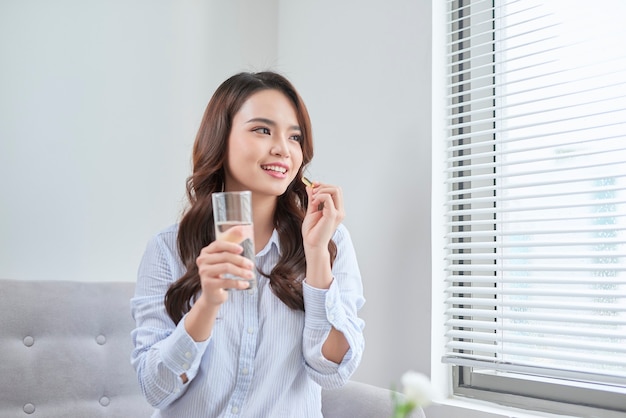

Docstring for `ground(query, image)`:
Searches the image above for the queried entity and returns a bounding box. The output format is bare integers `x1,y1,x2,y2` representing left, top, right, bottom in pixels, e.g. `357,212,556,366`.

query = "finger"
311,192,337,214
304,183,326,211
216,224,252,244
219,278,252,291
199,240,246,257
305,185,321,214
205,278,251,293
313,184,342,201
198,246,253,265
332,186,343,208
218,259,255,279
197,254,254,277
329,187,345,218
197,241,255,281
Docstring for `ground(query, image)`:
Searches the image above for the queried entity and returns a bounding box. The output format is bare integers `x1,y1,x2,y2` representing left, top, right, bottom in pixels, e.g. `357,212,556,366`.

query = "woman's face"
224,89,304,197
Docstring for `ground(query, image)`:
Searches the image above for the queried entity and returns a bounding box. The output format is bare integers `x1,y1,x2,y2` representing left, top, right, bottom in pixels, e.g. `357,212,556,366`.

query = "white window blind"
442,0,626,412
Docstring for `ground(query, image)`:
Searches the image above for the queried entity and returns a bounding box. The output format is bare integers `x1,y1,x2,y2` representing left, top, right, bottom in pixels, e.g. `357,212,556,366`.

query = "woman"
131,71,365,417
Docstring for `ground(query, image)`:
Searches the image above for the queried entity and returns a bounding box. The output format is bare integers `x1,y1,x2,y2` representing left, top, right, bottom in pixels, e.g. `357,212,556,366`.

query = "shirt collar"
256,228,280,258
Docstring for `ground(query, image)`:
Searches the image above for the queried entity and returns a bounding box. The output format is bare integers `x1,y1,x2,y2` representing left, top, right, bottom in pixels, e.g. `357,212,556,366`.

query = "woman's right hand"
195,226,255,306
185,225,254,342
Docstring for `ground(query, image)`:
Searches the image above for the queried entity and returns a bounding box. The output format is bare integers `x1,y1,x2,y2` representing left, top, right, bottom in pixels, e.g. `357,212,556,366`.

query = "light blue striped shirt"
131,223,365,417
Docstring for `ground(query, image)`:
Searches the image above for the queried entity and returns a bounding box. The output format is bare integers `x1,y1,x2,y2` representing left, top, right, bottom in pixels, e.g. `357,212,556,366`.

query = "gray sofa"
0,279,424,418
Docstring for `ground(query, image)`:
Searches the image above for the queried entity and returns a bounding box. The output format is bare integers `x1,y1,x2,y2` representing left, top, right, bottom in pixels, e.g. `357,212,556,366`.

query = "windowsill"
429,396,581,418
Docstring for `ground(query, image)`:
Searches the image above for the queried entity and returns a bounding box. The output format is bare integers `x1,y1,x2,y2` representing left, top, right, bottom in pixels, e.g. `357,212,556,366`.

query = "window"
439,0,626,416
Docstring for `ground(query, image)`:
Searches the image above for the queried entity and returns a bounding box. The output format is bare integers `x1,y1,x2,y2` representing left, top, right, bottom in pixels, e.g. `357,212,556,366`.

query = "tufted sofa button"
23,336,34,347
95,334,106,345
23,403,35,414
99,396,110,406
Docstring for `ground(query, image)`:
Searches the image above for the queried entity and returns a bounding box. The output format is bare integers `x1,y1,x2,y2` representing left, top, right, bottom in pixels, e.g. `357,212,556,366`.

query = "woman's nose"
270,136,290,157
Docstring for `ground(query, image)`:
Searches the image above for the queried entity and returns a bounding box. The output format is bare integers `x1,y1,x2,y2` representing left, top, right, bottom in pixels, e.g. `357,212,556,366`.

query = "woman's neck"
251,194,277,253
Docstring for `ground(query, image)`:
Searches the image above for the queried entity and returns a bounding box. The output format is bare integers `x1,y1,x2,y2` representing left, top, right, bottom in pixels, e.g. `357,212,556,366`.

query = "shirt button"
231,406,239,414
247,327,254,334
329,314,335,321
185,351,192,359
242,367,249,375
182,363,190,370
326,301,334,308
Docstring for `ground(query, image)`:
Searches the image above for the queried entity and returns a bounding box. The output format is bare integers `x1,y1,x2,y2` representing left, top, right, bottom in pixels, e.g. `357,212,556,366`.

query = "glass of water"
211,191,256,288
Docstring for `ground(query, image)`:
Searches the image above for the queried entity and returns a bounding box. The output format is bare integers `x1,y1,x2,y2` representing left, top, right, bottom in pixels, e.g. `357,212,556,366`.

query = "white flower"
392,370,435,417
401,371,434,407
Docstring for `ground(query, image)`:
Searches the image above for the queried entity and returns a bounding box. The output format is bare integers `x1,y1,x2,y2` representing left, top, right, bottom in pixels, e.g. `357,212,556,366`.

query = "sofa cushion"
0,279,154,418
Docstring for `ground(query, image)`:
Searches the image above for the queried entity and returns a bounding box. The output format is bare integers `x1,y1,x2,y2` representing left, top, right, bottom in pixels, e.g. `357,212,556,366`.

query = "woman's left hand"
302,181,345,254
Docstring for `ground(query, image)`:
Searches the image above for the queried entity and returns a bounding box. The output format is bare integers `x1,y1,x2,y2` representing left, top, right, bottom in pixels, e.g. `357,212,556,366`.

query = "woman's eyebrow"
246,117,301,132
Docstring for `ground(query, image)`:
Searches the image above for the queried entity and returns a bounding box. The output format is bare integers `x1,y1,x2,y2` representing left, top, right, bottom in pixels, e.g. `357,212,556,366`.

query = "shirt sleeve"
130,230,211,409
301,224,366,389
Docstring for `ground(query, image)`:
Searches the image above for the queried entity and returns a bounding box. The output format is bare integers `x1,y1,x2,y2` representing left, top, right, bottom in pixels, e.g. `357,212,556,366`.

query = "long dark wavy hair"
164,71,337,324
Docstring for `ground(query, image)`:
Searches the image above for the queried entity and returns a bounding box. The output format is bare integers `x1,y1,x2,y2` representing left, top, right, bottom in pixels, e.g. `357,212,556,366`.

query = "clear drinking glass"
211,191,256,288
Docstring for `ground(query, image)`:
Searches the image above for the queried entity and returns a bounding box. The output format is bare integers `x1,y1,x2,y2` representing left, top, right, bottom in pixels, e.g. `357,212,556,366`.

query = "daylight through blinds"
442,0,626,385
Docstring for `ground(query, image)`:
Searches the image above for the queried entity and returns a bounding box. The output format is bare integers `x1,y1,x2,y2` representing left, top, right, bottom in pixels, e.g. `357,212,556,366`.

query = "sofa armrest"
321,380,426,418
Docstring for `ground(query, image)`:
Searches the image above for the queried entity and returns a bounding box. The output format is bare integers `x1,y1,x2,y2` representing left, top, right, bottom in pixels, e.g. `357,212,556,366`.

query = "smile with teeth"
262,165,287,174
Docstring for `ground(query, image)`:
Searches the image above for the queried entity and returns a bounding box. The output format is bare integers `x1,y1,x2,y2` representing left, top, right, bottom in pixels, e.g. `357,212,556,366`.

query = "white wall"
0,0,278,282
276,0,433,393
0,0,444,412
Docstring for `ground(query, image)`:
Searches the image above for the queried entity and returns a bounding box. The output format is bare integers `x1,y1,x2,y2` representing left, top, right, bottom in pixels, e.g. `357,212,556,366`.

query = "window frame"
455,367,626,417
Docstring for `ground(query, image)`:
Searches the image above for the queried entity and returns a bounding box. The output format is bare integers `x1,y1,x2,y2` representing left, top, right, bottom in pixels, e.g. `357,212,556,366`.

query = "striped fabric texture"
131,224,365,418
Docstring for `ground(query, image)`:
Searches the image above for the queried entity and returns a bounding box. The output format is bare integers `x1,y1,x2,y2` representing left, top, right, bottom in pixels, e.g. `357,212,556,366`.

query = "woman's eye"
290,134,303,143
254,127,271,135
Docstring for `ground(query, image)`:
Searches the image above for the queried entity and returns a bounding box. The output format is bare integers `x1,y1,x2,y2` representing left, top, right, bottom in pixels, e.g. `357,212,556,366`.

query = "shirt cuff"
303,278,347,330
159,313,210,384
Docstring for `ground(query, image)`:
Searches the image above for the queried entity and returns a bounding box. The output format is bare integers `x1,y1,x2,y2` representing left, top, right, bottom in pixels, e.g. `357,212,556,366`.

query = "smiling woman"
130,71,366,418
